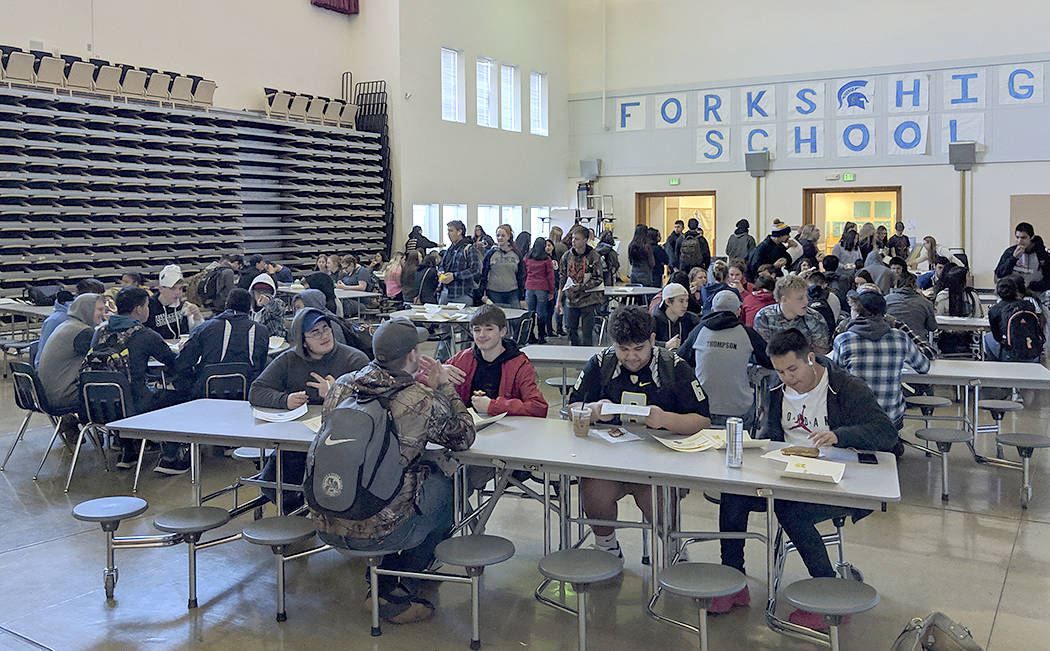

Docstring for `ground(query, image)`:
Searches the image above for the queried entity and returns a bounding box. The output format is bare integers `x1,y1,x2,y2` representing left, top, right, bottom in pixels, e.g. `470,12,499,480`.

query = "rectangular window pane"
413,203,440,242
530,206,550,237
476,57,498,128
477,205,500,237
501,205,522,232
530,71,548,136
442,204,467,245
441,48,464,122
500,64,521,132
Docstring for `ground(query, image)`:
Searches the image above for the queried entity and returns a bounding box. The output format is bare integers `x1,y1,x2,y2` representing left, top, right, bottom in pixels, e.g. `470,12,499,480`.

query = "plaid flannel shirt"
831,319,931,425
753,304,830,352
437,239,481,299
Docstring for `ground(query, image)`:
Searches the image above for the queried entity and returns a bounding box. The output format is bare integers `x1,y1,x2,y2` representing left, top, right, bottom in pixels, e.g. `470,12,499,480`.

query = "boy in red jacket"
445,305,549,417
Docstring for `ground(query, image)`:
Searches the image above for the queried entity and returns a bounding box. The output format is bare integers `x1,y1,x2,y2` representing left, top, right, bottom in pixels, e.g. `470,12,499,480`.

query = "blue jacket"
174,310,271,396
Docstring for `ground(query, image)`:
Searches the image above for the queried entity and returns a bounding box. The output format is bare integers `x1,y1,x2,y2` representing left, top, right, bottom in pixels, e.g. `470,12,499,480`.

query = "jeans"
320,467,454,597
718,493,869,578
564,303,597,346
917,270,935,290
438,289,471,306
548,297,560,333
487,289,519,309
630,268,652,286
526,289,549,325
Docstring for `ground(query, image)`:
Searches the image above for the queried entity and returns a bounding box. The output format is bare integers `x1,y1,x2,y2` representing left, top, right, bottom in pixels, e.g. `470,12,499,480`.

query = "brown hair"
470,303,508,330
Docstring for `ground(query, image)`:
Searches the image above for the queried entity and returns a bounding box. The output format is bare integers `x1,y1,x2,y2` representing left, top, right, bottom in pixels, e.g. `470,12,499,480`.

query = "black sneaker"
115,446,138,470
154,453,190,475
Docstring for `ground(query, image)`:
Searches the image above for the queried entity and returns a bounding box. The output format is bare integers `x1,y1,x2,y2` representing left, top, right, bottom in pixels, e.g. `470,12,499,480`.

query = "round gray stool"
659,563,747,651
538,549,623,650
435,534,515,650
242,516,316,621
232,447,268,466
335,548,397,637
979,400,1023,458
545,377,573,416
915,428,972,502
996,433,1050,508
153,506,230,608
784,578,879,651
72,496,149,599
905,395,952,419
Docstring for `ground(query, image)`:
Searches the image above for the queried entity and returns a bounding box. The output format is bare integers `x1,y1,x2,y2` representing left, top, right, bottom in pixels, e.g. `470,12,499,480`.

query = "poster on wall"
998,63,1044,104
739,124,776,154
615,97,647,131
786,121,824,158
654,93,687,129
941,112,985,148
696,128,729,163
888,116,929,155
887,73,929,113
741,85,776,122
834,78,875,116
837,119,877,157
697,89,732,126
943,69,986,110
787,82,825,120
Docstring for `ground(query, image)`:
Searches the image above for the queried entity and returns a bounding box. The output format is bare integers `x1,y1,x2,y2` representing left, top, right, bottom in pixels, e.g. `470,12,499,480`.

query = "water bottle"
725,417,744,468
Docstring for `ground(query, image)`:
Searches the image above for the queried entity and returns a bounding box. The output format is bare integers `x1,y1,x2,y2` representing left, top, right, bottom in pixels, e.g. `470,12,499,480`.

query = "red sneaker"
788,609,850,630
708,585,750,614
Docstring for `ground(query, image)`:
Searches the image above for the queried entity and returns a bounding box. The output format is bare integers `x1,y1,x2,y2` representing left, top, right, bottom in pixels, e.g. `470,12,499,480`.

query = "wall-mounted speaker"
949,142,976,171
580,159,600,180
745,151,770,178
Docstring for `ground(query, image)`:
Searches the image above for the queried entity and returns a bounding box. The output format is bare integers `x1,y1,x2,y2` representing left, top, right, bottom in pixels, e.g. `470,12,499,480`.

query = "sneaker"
788,608,847,630
381,596,435,624
115,446,138,470
154,454,190,475
594,541,624,559
709,585,750,614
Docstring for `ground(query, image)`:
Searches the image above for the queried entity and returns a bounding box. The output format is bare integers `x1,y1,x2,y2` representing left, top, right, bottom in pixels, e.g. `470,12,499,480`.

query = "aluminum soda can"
725,417,744,468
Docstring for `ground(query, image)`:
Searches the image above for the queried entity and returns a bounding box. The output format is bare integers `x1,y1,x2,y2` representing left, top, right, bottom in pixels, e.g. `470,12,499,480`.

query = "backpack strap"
220,320,232,362
247,323,256,362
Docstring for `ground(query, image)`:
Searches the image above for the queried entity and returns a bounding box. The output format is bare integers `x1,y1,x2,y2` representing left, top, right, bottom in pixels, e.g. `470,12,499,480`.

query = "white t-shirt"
781,367,831,447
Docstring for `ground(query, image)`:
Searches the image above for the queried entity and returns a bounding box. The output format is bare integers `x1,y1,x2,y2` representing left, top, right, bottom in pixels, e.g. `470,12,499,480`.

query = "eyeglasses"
304,323,332,340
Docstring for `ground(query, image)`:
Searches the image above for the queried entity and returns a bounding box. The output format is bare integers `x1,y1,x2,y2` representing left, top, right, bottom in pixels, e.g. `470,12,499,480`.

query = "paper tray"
778,458,845,483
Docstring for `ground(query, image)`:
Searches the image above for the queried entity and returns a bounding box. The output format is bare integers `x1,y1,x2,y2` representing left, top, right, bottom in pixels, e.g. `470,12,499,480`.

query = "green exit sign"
842,172,856,182
669,177,680,186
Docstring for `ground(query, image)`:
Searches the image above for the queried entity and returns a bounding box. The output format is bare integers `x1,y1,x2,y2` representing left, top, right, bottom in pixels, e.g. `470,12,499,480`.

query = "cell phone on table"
857,452,878,465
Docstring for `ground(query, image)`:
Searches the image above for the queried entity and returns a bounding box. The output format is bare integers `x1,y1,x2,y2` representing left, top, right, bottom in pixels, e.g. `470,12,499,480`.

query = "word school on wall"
613,63,1045,164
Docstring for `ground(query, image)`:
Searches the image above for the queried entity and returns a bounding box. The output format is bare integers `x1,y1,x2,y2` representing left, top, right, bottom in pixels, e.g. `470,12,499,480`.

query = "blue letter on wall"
704,94,722,122
794,125,817,154
705,130,724,159
747,129,769,152
843,123,870,151
893,121,921,149
746,90,768,118
661,97,682,124
795,88,817,115
1009,68,1035,100
950,73,979,104
620,101,640,128
896,78,920,108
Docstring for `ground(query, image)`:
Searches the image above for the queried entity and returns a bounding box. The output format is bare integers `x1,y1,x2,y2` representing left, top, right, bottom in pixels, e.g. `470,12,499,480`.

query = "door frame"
801,186,902,225
635,190,717,238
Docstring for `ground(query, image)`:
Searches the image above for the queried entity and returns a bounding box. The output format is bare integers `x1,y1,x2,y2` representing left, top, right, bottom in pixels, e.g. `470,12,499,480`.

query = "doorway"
635,191,716,243
803,186,901,256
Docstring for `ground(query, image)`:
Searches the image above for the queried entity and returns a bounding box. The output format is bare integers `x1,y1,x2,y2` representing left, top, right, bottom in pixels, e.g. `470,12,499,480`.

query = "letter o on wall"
660,97,682,124
893,121,921,149
843,123,870,152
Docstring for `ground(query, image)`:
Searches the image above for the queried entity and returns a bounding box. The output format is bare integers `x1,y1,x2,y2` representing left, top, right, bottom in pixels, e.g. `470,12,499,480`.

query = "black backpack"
80,325,144,379
304,392,405,521
679,232,704,268
1001,301,1045,361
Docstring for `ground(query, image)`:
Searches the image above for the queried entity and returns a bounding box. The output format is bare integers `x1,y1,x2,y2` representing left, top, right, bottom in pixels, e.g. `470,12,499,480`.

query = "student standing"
437,220,481,305
627,224,655,286
558,227,605,346
887,221,912,259
524,237,556,343
725,219,757,261
479,224,525,309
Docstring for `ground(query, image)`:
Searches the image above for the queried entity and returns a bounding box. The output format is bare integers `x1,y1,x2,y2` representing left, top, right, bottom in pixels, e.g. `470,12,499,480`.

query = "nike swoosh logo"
639,381,651,387
323,437,357,446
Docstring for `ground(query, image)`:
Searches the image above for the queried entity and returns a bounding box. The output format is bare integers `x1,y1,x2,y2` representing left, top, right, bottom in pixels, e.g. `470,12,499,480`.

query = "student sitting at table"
984,275,1046,362
263,259,293,284
294,290,374,359
249,307,370,511
568,306,711,558
37,292,105,444
753,274,830,354
36,278,106,366
312,316,475,624
713,328,897,628
652,283,700,349
88,287,180,471
247,273,287,340
239,254,267,290
303,271,339,314
146,265,203,340
445,304,548,417
700,260,741,316
740,274,776,328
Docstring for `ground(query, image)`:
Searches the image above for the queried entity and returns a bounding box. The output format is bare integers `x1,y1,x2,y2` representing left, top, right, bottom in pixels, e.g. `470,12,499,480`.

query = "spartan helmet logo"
837,80,870,110
321,473,343,498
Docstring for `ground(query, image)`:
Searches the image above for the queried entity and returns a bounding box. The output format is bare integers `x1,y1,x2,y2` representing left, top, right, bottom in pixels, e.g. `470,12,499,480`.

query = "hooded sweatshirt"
861,250,899,295
35,299,71,367
247,307,369,409
312,361,476,540
884,286,937,340
248,273,287,339
679,310,771,417
173,308,271,396
38,293,99,412
725,222,757,261
652,303,701,346
146,293,199,340
447,338,548,417
90,312,176,414
304,271,338,314
296,290,373,359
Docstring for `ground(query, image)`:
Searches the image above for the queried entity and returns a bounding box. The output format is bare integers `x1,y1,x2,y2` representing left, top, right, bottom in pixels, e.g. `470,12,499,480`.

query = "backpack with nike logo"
304,392,405,521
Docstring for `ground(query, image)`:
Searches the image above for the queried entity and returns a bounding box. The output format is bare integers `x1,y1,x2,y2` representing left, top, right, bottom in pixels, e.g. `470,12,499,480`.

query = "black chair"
80,370,135,492
3,360,74,471
514,311,537,347
200,362,253,400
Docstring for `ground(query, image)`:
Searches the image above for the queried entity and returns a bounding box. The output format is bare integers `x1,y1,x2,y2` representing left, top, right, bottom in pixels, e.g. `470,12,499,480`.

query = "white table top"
0,302,54,319
936,315,990,330
109,399,320,449
390,306,526,324
452,417,900,510
522,344,603,367
276,284,379,300
904,359,1050,389
592,285,662,296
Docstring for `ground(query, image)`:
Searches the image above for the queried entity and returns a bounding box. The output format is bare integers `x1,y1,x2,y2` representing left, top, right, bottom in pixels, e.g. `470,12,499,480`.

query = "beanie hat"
771,220,791,237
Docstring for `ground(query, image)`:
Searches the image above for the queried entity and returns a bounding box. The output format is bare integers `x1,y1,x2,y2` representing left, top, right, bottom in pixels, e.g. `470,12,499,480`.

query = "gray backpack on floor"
304,392,404,521
891,612,983,651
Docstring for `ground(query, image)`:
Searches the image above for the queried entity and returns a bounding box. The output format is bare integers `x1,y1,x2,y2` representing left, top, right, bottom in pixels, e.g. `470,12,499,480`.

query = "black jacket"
90,315,176,415
759,357,898,451
174,310,271,395
746,236,789,281
995,237,1050,292
652,305,700,346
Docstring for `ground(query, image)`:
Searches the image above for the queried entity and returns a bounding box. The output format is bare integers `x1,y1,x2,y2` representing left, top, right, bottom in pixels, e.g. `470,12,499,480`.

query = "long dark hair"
839,228,858,251
628,223,654,265
527,237,550,261
401,250,420,287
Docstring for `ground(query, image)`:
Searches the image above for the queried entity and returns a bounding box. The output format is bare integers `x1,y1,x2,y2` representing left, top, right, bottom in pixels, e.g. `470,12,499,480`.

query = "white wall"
394,0,570,247
566,0,1050,286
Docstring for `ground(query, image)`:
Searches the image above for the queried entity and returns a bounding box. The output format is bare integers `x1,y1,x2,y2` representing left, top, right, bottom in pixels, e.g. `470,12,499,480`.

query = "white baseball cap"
158,264,184,288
